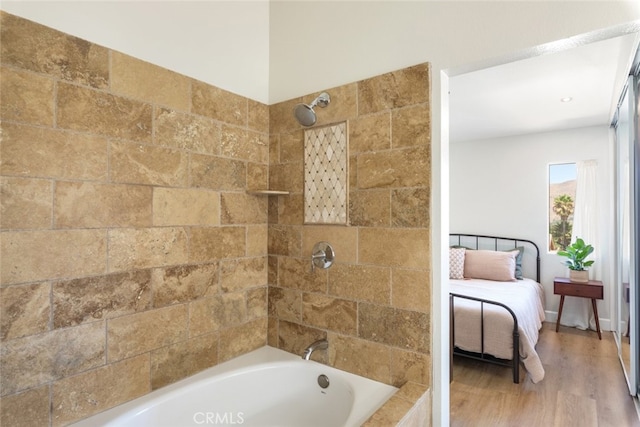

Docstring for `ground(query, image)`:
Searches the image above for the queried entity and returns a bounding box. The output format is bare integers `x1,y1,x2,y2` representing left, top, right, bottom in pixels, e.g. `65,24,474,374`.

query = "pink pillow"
464,249,518,281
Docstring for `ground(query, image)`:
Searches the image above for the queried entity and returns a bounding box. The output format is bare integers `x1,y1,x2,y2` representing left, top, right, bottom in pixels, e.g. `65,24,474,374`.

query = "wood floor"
450,322,639,426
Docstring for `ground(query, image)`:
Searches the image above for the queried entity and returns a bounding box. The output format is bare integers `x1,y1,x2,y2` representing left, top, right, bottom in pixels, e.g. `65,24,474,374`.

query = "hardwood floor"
450,322,639,426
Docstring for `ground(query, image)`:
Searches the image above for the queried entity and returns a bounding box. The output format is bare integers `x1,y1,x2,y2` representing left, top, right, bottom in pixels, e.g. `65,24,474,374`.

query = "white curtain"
561,159,600,330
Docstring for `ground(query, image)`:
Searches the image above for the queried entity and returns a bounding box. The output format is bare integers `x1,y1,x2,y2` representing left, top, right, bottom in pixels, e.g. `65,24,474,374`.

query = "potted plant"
557,237,594,283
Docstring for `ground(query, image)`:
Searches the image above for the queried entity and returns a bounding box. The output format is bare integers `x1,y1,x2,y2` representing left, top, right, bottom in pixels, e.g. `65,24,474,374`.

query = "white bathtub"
71,346,397,427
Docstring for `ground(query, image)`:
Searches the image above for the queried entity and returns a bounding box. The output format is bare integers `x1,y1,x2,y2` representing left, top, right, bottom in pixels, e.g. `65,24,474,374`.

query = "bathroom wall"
268,64,432,388
0,12,269,426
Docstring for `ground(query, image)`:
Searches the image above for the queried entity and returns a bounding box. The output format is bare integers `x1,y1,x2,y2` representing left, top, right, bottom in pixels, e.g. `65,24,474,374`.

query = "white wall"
1,1,271,103
450,125,615,329
269,1,640,103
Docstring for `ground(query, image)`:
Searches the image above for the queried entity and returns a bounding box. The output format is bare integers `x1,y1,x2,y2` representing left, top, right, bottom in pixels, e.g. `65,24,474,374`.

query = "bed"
449,234,546,384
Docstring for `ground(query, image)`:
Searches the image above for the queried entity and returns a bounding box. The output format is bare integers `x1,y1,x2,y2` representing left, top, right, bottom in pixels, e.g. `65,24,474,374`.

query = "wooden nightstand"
554,277,603,339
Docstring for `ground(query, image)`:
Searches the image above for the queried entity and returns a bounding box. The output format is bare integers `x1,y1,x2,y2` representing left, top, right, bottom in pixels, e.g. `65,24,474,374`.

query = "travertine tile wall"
0,12,269,426
267,64,432,388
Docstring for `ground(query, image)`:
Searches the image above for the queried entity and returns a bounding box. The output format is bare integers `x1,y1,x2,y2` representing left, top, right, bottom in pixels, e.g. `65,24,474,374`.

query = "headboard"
449,233,541,282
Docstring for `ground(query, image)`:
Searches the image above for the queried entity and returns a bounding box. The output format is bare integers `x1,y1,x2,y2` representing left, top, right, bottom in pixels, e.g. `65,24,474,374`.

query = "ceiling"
449,32,640,143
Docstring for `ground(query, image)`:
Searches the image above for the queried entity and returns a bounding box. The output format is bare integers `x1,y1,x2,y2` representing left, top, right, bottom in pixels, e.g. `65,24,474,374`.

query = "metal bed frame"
449,234,541,384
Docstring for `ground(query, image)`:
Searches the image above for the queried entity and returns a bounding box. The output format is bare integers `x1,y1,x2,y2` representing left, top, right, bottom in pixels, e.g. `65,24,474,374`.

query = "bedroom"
448,24,640,425
1,1,639,426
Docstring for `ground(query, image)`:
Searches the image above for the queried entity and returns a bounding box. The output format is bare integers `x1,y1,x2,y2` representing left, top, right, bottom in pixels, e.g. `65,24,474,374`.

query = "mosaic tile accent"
304,122,348,224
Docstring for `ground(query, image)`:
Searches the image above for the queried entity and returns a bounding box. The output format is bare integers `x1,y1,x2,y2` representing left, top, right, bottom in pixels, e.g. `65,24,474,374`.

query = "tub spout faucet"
302,339,328,360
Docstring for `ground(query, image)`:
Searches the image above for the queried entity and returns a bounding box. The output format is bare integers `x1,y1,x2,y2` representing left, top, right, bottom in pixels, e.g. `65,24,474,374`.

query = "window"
549,163,577,252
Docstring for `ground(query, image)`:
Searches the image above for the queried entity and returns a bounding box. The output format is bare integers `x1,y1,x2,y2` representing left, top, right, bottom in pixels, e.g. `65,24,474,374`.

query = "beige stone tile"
150,332,218,390
189,226,245,262
268,255,278,285
248,99,269,133
268,286,301,323
0,177,52,230
359,228,430,269
1,230,106,285
312,83,358,125
277,193,304,225
152,263,218,308
53,270,152,328
279,130,304,164
246,225,268,256
0,66,54,126
153,187,220,226
218,317,267,362
394,309,429,353
269,134,280,165
269,97,302,135
111,52,190,110
154,108,221,154
395,381,429,402
110,141,188,187
269,162,303,193
358,63,430,115
107,304,187,362
391,188,430,228
277,256,327,293
0,386,50,427
359,303,429,352
0,283,50,341
0,12,109,88
57,83,152,142
0,322,105,396
349,112,391,153
301,225,358,264
221,126,269,164
358,302,396,346
349,154,358,189
362,395,413,426
190,153,246,191
267,316,278,347
268,224,302,257
349,189,390,227
277,320,326,362
51,355,149,427
247,287,268,319
391,349,431,387
220,192,267,225
220,257,268,293
246,162,268,192
268,196,279,224
192,80,247,126
328,264,391,304
302,293,357,335
54,181,152,228
189,293,246,337
328,333,391,384
0,122,108,181
392,103,430,148
392,268,430,311
357,146,430,189
108,227,188,272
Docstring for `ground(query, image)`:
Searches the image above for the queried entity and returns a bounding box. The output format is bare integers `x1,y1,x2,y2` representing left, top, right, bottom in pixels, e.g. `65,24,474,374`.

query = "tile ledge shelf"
246,190,290,196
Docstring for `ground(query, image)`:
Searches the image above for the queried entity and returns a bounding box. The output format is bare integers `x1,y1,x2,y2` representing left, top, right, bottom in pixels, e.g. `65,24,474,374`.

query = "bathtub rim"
69,345,398,427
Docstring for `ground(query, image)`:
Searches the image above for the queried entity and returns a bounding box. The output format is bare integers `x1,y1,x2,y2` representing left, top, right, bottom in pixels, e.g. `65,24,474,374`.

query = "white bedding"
450,277,546,383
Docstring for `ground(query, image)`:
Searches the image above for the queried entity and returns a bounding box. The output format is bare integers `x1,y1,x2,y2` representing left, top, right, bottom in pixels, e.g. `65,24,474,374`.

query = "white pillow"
463,249,518,282
449,247,466,279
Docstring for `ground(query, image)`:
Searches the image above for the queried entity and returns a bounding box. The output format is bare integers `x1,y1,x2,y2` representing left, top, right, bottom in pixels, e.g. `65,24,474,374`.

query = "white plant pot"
570,269,589,283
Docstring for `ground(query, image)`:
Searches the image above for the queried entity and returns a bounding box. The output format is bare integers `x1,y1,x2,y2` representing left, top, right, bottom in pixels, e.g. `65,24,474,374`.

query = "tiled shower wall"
268,64,432,388
0,12,269,426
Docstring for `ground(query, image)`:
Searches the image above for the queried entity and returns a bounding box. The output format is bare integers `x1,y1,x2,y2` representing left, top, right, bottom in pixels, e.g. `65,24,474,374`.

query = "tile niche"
303,121,349,225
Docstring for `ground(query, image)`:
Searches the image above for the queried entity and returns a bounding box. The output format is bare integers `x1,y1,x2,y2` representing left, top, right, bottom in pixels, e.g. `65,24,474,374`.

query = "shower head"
294,92,331,126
